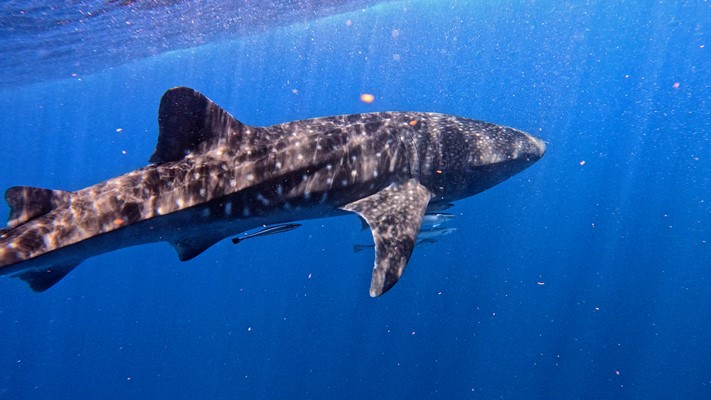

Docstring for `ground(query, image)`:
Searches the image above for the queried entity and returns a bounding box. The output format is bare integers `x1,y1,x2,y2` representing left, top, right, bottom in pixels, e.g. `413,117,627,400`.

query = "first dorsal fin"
149,87,243,164
5,186,72,229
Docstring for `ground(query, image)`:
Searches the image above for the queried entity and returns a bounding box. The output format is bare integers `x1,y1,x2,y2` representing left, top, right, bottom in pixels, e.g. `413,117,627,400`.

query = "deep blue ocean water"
0,1,709,399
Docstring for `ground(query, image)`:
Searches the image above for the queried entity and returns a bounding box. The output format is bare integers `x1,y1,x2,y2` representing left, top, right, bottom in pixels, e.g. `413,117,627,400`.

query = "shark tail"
5,186,73,229
1,186,79,292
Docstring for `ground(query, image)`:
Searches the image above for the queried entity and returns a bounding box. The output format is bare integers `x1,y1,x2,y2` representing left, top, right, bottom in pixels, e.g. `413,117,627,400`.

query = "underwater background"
0,1,708,398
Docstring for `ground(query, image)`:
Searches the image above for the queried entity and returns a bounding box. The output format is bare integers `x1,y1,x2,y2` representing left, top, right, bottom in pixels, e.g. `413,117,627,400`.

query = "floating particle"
536,281,545,286
345,19,352,27
121,150,127,155
116,128,123,133
360,93,375,103
579,160,586,166
672,82,680,89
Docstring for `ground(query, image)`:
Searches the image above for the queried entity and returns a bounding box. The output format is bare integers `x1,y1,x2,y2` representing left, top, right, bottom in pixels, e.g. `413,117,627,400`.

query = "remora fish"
359,212,454,231
415,227,457,240
231,223,301,244
0,87,545,297
353,227,457,254
422,213,455,228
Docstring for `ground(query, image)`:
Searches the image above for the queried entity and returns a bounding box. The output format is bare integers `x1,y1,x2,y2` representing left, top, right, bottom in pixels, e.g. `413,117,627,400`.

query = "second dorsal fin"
149,87,243,164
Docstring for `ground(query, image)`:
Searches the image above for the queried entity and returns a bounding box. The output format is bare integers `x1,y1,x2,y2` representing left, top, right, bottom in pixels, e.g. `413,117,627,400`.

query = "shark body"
0,87,545,296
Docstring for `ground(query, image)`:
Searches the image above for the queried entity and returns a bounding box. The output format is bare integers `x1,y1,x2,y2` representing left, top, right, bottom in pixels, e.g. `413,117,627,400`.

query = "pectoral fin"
341,179,432,297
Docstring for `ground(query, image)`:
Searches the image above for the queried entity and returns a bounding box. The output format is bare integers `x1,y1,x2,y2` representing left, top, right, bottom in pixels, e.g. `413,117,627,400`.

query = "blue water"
0,1,709,398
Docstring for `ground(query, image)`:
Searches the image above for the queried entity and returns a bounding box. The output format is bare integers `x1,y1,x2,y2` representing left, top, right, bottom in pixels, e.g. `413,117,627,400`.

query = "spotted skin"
0,87,545,296
343,179,432,296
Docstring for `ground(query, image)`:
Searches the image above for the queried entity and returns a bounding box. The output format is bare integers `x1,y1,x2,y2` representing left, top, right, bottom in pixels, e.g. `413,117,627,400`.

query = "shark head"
426,116,546,203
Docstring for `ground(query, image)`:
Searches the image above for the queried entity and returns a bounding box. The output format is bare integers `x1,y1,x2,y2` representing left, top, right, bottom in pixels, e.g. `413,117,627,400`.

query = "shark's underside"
0,87,545,297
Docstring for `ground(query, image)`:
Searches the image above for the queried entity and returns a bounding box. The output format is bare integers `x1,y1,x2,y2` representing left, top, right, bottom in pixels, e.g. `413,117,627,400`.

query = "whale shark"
0,87,545,296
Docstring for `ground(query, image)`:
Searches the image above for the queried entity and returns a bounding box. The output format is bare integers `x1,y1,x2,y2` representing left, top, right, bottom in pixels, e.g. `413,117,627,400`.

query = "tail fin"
5,186,72,229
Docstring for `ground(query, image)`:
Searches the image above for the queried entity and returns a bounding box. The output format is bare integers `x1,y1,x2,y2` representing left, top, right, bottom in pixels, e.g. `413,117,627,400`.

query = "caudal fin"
5,186,72,229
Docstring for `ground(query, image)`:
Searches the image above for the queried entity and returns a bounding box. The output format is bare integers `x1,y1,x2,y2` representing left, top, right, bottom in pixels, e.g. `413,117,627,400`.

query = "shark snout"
526,133,547,160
